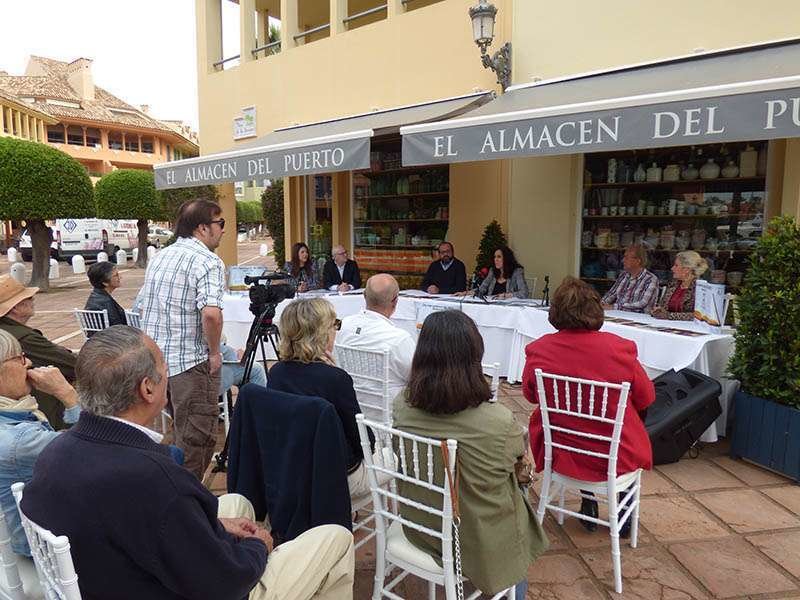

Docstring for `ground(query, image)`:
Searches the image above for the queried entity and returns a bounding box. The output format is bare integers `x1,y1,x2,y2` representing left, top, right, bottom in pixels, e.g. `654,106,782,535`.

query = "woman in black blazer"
84,262,126,333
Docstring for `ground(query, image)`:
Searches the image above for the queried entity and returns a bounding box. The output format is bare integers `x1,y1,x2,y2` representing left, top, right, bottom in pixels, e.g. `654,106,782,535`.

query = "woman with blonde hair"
651,250,709,321
268,297,381,497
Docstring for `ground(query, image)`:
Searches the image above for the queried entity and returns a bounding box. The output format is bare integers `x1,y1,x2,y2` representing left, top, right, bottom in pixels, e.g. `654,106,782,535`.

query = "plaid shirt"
138,237,225,376
601,269,660,312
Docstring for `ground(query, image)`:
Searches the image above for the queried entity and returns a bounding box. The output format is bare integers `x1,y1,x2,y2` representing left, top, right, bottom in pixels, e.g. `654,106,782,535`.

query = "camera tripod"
211,305,280,474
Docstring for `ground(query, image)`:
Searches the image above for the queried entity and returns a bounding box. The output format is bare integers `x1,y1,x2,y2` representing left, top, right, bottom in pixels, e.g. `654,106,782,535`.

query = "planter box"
731,390,800,481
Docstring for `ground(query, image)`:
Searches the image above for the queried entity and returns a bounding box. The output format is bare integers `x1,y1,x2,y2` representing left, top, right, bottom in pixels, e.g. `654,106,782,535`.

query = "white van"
19,219,138,261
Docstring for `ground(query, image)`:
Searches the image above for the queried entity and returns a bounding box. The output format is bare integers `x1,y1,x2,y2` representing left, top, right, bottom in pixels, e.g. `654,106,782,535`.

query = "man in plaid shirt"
601,244,660,313
138,200,226,478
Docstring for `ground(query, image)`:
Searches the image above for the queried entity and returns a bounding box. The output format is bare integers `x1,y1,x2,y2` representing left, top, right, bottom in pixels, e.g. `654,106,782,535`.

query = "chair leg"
608,493,623,594
428,580,436,600
372,534,386,600
557,485,566,525
535,473,550,525
630,478,642,549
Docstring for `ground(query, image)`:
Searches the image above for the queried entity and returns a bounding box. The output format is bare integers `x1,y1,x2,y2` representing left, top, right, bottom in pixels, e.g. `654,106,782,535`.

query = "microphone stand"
541,275,550,307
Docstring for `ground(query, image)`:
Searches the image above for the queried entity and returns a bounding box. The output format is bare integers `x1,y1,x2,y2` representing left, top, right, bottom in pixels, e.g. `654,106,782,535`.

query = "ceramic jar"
739,144,758,177
711,270,726,284
681,163,699,180
646,162,662,182
691,229,707,250
633,163,646,182
721,160,740,178
663,164,681,182
700,158,720,180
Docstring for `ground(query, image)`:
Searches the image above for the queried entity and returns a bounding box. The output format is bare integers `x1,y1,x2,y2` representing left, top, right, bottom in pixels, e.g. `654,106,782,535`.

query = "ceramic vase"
646,162,662,182
682,163,699,180
699,158,720,180
721,160,739,178
633,163,646,183
663,164,681,182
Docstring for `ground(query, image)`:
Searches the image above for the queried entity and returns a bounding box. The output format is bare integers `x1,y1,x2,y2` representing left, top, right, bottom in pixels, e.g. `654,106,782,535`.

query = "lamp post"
469,0,511,91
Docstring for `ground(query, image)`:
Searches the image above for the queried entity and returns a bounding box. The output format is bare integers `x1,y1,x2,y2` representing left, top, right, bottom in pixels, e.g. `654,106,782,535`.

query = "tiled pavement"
6,241,800,599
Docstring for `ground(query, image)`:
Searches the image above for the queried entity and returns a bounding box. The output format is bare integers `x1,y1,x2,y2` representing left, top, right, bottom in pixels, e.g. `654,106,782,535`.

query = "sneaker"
579,498,599,532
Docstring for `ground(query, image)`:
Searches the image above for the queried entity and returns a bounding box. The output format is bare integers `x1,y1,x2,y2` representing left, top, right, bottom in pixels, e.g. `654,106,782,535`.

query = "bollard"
71,255,86,274
116,249,127,266
147,245,156,260
10,263,25,284
97,251,109,263
7,248,17,263
259,243,269,257
132,247,139,263
48,258,60,280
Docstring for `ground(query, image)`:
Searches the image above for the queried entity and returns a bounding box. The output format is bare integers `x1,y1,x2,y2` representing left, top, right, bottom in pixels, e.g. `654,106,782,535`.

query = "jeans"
219,344,267,394
515,578,528,599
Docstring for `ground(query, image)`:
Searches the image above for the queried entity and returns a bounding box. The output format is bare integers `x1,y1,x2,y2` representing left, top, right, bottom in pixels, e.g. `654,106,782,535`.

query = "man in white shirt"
337,274,416,410
322,245,361,291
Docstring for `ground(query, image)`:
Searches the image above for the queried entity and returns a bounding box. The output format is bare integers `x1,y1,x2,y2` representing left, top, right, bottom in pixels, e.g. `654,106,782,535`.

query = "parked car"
147,226,173,248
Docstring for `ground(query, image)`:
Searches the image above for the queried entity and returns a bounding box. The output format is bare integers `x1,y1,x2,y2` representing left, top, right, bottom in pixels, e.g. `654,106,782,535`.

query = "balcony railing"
343,4,387,24
252,40,281,57
293,23,330,40
213,55,241,70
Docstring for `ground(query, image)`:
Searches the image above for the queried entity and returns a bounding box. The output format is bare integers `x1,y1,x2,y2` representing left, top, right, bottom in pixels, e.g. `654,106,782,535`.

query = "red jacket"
523,329,655,482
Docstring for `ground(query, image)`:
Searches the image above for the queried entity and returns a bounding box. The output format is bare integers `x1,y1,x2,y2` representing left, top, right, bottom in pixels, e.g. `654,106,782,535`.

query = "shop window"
86,128,101,147
305,174,333,268
344,0,387,31
108,132,123,150
46,125,65,143
125,137,140,152
67,125,84,146
141,137,154,153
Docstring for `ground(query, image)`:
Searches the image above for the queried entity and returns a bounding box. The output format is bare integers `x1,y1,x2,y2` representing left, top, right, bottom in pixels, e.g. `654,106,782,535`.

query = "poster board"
693,280,727,331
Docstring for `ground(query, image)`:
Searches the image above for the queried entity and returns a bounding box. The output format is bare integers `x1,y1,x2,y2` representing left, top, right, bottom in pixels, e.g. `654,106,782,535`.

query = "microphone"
542,275,550,307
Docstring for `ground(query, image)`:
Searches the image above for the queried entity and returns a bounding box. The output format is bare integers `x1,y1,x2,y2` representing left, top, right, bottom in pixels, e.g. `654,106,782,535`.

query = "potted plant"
729,216,800,479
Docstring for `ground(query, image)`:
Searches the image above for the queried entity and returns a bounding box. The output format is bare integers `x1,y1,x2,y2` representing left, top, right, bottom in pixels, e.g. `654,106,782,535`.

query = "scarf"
0,394,48,422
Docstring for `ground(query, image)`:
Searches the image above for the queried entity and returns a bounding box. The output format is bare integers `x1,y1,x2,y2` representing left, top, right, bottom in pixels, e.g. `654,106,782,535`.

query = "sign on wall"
233,106,257,140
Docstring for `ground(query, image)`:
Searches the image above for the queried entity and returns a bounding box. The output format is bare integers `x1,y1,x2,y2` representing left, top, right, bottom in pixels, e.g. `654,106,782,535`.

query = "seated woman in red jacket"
522,277,655,535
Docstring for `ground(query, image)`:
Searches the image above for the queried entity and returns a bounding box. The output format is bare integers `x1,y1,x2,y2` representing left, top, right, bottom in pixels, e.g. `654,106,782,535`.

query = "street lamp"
469,0,511,90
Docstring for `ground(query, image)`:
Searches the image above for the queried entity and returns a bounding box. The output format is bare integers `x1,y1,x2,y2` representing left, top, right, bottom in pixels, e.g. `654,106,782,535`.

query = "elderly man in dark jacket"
84,262,127,330
0,275,75,429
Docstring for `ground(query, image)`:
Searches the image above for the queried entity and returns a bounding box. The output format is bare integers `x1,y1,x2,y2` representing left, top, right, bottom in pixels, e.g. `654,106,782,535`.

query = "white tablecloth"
223,292,735,441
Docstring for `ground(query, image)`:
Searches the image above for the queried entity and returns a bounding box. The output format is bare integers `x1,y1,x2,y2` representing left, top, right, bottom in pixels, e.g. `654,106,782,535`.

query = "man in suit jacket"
323,245,361,291
421,242,467,294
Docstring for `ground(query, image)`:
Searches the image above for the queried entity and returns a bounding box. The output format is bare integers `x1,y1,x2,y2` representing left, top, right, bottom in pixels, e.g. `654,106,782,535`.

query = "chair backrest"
481,361,501,402
334,344,392,424
10,483,82,600
0,506,24,600
355,416,458,585
533,368,631,481
124,310,142,329
72,309,108,337
525,277,538,299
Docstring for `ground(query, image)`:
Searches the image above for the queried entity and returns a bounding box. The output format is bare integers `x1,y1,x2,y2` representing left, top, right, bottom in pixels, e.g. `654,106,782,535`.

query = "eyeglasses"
333,318,342,331
1,352,26,366
209,219,226,229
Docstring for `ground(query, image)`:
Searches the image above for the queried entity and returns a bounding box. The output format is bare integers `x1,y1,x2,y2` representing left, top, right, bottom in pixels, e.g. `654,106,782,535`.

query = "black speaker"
645,368,722,465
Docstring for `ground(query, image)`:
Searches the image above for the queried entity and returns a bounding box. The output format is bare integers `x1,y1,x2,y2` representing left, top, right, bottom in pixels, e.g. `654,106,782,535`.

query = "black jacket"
322,258,361,290
421,258,467,294
227,384,352,544
84,288,127,332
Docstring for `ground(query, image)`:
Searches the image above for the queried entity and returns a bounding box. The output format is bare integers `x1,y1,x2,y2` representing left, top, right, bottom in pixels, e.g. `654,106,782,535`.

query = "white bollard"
48,258,60,280
237,233,246,243
132,248,139,263
71,255,86,274
115,249,127,266
10,263,25,284
147,245,156,260
6,247,17,263
97,251,109,263
259,243,269,257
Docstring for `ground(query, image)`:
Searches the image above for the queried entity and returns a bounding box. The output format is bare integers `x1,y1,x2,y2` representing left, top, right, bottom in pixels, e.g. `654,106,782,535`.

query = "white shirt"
108,416,164,443
336,309,416,410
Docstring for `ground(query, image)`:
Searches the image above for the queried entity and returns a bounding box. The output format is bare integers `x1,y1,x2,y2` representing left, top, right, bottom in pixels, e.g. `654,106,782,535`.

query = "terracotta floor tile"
669,538,797,598
526,553,605,600
694,489,800,533
748,530,800,579
763,486,800,516
638,496,729,542
711,456,791,486
582,545,710,599
656,459,744,491
641,468,680,495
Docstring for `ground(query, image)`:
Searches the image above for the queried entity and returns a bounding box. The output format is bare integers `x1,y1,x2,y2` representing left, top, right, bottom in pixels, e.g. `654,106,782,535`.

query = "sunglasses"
209,218,226,229
333,318,342,331
1,352,26,366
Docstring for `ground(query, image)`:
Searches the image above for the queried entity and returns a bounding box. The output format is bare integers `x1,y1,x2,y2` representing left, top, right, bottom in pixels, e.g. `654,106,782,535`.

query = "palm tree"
269,22,281,55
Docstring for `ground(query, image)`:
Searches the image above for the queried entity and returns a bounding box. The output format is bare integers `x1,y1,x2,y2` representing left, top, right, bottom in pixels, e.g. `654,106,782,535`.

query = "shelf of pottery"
579,141,767,293
351,151,449,288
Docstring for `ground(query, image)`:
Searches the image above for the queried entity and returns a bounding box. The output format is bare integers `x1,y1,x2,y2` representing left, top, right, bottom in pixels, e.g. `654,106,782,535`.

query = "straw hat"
0,275,38,318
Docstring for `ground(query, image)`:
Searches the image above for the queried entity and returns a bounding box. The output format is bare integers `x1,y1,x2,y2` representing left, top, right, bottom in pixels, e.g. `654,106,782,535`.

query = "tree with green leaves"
729,216,800,407
0,137,94,290
474,220,508,277
261,180,285,266
95,169,161,268
160,185,219,224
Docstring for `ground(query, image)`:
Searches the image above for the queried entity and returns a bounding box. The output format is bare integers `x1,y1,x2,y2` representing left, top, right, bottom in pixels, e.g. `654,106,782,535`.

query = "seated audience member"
0,329,79,556
84,262,126,330
22,325,354,600
323,245,361,291
651,250,708,321
600,244,659,313
523,277,655,536
421,242,467,295
0,275,75,430
220,340,267,395
337,274,415,404
268,298,390,498
474,245,528,299
394,310,547,599
283,242,320,292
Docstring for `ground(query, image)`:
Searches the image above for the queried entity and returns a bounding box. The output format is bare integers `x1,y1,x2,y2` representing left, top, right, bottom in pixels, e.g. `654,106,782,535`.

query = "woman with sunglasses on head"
283,242,320,293
268,298,391,498
0,329,80,557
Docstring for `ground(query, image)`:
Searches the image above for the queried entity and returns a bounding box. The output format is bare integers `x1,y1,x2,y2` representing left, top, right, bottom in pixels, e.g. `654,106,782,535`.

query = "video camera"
244,271,296,321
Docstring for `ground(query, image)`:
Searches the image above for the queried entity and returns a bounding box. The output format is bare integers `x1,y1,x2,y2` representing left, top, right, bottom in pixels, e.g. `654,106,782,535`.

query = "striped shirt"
138,236,225,376
601,269,660,313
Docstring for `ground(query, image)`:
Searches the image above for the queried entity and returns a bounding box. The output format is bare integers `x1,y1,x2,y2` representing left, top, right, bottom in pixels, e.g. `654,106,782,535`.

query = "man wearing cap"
0,275,76,430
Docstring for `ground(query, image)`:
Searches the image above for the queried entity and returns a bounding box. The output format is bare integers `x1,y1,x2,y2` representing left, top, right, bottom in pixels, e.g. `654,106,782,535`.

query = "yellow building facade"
193,0,800,287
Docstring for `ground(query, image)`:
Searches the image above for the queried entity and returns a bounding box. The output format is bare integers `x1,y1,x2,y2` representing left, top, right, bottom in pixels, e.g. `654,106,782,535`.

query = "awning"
154,91,492,190
402,38,800,166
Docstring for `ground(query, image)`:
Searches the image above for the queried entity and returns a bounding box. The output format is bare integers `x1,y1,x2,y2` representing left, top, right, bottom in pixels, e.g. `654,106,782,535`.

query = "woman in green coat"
393,310,548,597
